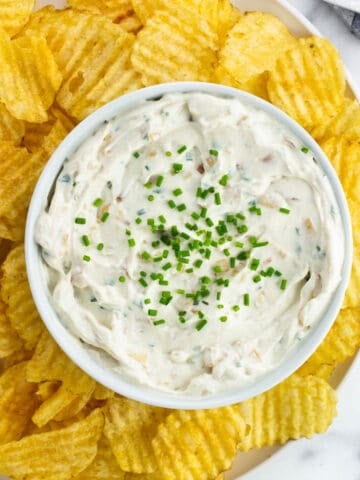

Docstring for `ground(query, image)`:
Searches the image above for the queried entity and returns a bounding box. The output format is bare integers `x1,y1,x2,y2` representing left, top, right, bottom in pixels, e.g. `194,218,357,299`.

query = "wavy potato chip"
92,383,115,400
104,397,168,473
238,374,337,451
0,102,25,145
268,36,346,130
0,30,62,123
0,0,34,36
0,298,23,358
312,98,360,142
0,143,47,240
297,308,360,378
218,12,296,94
1,245,44,349
68,0,133,21
0,409,104,479
117,12,142,33
1,347,33,370
0,362,39,444
131,6,217,86
152,406,246,479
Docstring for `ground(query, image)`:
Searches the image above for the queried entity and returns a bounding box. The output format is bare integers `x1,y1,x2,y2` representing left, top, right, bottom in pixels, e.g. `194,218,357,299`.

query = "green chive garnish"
279,207,290,214
165,151,172,157
177,145,187,154
135,217,142,224
128,238,136,247
153,319,165,326
144,298,151,304
209,149,218,156
172,163,183,173
75,217,86,224
168,199,176,209
162,262,172,271
219,316,227,322
139,278,148,287
97,243,104,251
83,255,91,262
301,147,309,154
101,212,109,222
253,275,261,283
81,235,90,246
177,203,186,212
219,175,228,186
92,198,103,207
173,188,183,196
196,319,207,331
118,275,126,283
147,194,155,202
194,259,203,268
244,293,250,306
214,192,221,205
250,258,260,270
133,151,140,158
280,279,287,290
232,305,240,312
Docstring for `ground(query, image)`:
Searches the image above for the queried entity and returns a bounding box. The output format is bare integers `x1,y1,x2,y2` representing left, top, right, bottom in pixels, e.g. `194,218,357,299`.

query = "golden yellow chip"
312,98,360,142
238,374,337,451
215,65,269,99
104,397,168,473
0,102,25,145
0,30,62,123
0,0,34,37
27,331,96,427
75,434,126,479
1,244,44,349
1,347,33,370
152,406,246,479
68,0,133,21
36,381,61,403
131,5,217,86
0,408,104,479
217,12,295,95
117,12,142,33
297,308,360,378
0,362,39,444
0,298,23,358
0,143,47,241
92,383,115,400
268,36,346,130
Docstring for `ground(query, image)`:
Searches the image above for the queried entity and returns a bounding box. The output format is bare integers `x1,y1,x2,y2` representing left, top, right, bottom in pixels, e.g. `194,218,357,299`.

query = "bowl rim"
25,81,353,409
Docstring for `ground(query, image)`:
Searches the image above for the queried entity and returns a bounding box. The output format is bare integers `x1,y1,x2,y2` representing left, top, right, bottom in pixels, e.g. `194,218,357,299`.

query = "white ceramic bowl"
25,82,352,409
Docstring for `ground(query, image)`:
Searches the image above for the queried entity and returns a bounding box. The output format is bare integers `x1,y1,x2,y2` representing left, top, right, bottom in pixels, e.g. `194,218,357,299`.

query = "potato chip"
75,435,126,479
312,98,360,142
0,362,39,444
131,6,217,86
0,102,25,145
104,397,168,473
117,12,142,33
152,406,246,479
1,347,33,370
238,374,337,451
68,0,133,21
27,331,96,426
297,308,360,378
0,30,62,123
215,65,269,99
267,37,346,130
0,298,23,358
36,381,61,403
0,408,104,479
92,383,115,400
217,12,295,95
0,143,47,241
1,244,44,349
0,0,34,37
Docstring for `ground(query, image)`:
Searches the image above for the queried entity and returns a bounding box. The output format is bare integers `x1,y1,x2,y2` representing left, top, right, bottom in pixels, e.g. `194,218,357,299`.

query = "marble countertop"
241,2,360,479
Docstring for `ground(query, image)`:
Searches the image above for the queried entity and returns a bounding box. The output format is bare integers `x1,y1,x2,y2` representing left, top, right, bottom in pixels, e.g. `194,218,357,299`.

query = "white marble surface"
240,2,360,479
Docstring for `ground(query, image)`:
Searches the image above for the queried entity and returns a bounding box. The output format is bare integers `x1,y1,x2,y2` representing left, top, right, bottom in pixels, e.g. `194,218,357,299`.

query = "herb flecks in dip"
36,93,344,396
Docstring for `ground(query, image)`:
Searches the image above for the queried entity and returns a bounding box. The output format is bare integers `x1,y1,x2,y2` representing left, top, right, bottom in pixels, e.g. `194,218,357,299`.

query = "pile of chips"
0,0,359,478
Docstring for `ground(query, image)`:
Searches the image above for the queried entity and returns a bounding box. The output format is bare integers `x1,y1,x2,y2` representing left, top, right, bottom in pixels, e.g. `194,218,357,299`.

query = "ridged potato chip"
152,406,246,479
312,98,360,142
238,374,337,451
27,331,96,427
1,244,44,349
117,12,142,33
0,298,23,358
104,397,168,473
0,144,47,241
0,31,62,123
268,36,346,130
93,383,115,400
76,434,126,479
0,102,25,145
131,5,217,86
217,12,295,95
68,0,133,21
0,0,34,36
0,409,104,479
1,347,33,371
297,308,360,378
0,362,39,444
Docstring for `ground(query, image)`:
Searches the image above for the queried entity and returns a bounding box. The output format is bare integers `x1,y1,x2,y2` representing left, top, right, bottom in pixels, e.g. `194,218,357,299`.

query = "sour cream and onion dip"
35,91,345,397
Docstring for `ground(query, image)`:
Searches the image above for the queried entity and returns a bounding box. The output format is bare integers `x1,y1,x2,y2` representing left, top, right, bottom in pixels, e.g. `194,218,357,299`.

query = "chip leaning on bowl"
0,1,359,479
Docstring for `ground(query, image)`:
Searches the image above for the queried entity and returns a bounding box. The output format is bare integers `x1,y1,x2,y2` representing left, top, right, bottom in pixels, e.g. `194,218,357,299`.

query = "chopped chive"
209,149,218,156
141,251,151,260
301,146,309,154
223,248,230,257
173,188,183,197
234,241,244,248
144,181,153,189
177,145,187,154
75,217,86,224
217,304,224,309
148,309,157,316
219,174,229,186
177,203,186,212
275,270,282,277
140,271,147,277
196,319,207,331
133,151,140,158
139,278,148,287
280,279,287,290
213,265,222,273
219,316,227,323
92,198,103,207
229,257,236,268
165,150,172,157
144,298,151,304
101,212,110,223
206,218,214,227
266,267,275,277
81,235,90,247
237,225,248,234
153,319,165,326
253,275,261,283
176,288,185,294
156,175,164,187
168,199,176,209
237,251,250,261
159,279,168,285
250,258,260,271
118,275,126,283
253,241,269,248
162,262,172,271
176,263,183,272
191,212,200,221
214,192,221,205
194,259,203,268
147,195,155,202
128,238,136,248
232,305,240,312
135,217,142,224
97,243,104,251
244,293,250,306
159,215,166,224
200,207,207,218
279,207,290,214
172,163,183,173
186,268,194,273
83,255,91,262
204,248,211,259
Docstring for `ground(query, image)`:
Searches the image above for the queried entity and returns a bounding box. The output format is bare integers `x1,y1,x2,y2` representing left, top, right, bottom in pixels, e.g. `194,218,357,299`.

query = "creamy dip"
36,93,344,396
